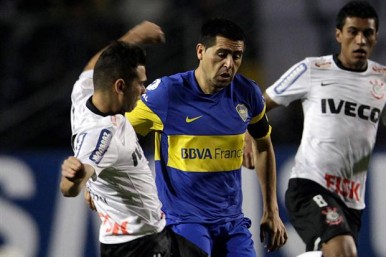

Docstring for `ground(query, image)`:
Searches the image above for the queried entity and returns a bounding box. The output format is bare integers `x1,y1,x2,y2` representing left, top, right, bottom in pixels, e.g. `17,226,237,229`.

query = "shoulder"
304,55,334,69
368,60,386,75
160,71,193,85
232,74,264,101
233,74,261,90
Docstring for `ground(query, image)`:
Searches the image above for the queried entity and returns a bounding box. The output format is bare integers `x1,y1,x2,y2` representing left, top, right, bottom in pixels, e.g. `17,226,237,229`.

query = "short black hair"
93,41,146,90
198,18,246,48
336,1,379,31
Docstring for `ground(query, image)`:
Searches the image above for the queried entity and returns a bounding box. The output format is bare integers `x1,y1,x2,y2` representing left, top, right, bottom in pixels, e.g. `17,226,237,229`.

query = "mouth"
353,49,367,58
219,72,231,81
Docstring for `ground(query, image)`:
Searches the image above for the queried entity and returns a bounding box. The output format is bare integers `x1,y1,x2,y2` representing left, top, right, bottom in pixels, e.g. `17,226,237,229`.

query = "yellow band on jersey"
167,134,244,172
249,104,266,124
126,100,163,137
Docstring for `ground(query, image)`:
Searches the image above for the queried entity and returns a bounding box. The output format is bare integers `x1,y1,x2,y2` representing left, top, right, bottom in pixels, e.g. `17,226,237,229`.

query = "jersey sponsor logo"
236,104,248,122
274,63,307,94
370,80,385,99
181,147,242,160
321,207,343,225
321,98,381,123
99,212,129,235
90,129,112,164
314,60,332,68
185,115,203,123
325,174,361,202
89,190,107,204
372,65,386,73
167,134,244,172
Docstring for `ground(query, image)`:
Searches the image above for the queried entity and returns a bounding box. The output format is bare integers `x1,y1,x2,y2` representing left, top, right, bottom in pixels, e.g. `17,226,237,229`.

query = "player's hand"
61,156,86,184
260,212,288,252
242,131,255,169
84,190,96,211
121,21,165,45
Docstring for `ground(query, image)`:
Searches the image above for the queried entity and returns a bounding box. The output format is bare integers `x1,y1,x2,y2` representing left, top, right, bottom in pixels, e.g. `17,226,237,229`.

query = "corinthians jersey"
127,70,270,224
266,55,386,210
71,71,165,244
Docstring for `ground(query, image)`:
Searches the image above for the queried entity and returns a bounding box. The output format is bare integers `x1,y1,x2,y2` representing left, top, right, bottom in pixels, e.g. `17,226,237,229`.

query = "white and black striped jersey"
266,55,386,210
70,70,165,244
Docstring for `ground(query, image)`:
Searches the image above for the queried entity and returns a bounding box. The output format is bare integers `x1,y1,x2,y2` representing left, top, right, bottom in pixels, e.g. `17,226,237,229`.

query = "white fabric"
71,70,165,244
296,251,323,257
266,55,386,209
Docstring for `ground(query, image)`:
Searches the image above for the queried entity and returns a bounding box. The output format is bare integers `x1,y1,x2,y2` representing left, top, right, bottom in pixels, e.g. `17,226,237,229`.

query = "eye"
347,29,358,36
363,29,375,38
233,53,242,60
218,51,227,58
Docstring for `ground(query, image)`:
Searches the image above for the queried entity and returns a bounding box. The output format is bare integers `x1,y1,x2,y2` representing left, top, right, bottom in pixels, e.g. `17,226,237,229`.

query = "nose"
224,54,233,70
355,32,366,45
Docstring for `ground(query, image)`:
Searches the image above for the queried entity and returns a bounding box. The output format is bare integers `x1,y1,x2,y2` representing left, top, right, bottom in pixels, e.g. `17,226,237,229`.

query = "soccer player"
126,18,288,257
246,1,386,257
60,21,207,257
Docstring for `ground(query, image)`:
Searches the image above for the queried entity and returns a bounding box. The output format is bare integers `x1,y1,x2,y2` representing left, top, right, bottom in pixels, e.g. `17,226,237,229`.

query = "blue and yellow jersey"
127,70,270,224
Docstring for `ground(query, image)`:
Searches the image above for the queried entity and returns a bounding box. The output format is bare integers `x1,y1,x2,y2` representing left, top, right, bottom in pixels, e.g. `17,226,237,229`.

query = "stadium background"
0,0,385,256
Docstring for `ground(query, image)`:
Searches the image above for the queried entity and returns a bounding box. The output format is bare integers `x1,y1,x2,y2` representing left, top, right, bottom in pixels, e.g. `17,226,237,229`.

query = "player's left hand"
259,212,288,252
84,190,96,211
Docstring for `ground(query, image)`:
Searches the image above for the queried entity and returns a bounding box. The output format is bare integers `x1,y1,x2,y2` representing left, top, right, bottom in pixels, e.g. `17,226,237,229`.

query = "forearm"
254,137,279,214
60,177,85,197
83,21,164,71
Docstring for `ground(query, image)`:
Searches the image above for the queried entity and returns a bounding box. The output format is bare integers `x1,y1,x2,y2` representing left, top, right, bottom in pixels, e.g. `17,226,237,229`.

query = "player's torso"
75,105,165,243
293,57,386,209
303,58,385,141
159,72,256,173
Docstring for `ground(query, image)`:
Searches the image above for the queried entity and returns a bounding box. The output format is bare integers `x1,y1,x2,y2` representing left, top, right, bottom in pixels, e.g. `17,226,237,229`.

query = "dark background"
0,0,384,152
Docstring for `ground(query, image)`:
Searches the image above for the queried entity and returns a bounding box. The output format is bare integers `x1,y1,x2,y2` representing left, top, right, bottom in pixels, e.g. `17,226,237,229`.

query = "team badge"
322,207,343,225
370,80,385,99
146,79,161,91
236,104,248,122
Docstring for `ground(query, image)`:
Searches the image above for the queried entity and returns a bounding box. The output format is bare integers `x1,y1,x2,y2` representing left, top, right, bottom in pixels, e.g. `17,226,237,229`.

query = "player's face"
123,65,146,112
336,17,378,70
196,36,244,93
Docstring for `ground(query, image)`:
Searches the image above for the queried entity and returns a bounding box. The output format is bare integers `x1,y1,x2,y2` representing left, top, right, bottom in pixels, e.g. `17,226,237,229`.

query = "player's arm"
242,92,280,169
263,92,280,112
253,135,287,252
60,156,94,197
83,21,165,71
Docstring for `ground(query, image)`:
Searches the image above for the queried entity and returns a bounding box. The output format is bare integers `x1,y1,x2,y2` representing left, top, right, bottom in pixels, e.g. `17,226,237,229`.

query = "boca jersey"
71,71,165,244
127,70,270,224
266,55,386,210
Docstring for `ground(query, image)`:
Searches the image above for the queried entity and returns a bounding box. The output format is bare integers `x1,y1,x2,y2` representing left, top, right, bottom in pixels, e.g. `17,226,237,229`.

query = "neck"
194,69,213,94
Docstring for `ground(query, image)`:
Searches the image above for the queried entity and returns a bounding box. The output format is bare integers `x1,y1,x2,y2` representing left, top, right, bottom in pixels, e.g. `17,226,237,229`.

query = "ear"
114,79,125,94
335,28,342,43
196,43,204,60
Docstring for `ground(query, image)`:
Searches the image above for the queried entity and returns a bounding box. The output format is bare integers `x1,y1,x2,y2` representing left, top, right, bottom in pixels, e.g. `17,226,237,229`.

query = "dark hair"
336,1,379,31
198,18,246,48
93,41,146,90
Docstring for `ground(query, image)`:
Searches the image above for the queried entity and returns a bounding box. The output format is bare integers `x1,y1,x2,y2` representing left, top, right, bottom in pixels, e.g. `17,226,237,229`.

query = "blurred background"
0,0,385,257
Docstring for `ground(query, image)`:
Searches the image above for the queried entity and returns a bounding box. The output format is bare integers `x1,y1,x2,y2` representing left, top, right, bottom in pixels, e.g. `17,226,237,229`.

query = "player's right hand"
61,156,86,184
